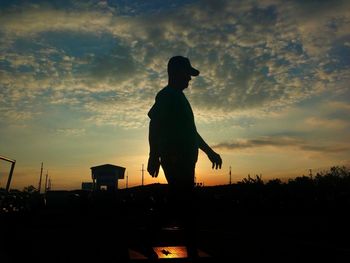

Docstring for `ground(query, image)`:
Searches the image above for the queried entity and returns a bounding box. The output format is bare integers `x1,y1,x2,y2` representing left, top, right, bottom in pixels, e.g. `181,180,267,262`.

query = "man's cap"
167,56,200,76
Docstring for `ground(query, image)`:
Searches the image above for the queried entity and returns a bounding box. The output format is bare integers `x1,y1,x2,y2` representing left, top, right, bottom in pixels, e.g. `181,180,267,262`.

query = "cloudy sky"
1,0,349,190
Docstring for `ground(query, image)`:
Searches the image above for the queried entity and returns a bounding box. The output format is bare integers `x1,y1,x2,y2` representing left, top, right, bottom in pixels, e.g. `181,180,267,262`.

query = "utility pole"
44,170,48,193
229,166,232,185
309,169,313,179
48,178,52,191
126,172,128,189
38,162,43,193
141,164,145,186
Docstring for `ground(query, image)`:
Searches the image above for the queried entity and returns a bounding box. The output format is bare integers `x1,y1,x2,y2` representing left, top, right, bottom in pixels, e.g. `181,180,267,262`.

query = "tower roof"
90,164,125,170
90,164,125,180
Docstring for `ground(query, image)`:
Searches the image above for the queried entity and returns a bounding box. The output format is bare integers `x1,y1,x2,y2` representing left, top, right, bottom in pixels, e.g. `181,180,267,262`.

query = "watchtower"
90,164,125,192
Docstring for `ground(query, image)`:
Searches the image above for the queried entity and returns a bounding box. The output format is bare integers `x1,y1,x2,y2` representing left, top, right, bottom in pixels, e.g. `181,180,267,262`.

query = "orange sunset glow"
1,0,349,191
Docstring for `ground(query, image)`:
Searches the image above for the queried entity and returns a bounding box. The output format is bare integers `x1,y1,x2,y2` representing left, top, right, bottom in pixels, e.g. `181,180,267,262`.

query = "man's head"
167,56,199,90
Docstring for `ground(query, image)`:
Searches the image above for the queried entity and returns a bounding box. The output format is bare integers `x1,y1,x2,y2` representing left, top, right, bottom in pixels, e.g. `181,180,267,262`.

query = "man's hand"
147,155,160,177
197,132,222,169
207,150,222,169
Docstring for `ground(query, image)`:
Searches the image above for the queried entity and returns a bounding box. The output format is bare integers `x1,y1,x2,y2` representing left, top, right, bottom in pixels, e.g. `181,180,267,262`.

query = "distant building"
90,164,126,192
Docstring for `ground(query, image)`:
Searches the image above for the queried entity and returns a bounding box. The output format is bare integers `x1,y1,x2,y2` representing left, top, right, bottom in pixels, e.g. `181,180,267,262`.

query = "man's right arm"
147,118,161,177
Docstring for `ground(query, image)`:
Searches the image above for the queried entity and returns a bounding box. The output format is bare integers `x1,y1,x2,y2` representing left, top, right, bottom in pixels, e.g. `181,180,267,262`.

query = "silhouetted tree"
23,185,37,193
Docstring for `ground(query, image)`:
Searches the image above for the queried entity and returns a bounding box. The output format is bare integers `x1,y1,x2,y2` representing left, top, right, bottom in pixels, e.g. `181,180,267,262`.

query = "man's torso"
148,86,198,163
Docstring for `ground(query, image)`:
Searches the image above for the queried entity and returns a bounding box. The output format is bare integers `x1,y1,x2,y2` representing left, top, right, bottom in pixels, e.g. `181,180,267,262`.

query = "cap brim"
190,67,200,76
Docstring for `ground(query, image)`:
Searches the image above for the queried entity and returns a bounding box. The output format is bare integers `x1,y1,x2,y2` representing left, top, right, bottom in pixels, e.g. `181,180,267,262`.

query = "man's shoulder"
157,85,173,95
156,86,175,100
148,87,173,119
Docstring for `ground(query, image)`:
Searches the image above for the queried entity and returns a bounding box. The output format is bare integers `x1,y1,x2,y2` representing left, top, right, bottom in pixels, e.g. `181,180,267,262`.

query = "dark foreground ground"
1,183,350,262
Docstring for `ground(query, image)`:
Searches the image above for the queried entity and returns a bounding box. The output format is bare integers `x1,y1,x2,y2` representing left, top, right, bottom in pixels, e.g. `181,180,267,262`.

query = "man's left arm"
197,132,222,169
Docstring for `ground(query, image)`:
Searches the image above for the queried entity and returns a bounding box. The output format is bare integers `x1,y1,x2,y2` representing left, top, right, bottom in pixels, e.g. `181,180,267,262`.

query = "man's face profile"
172,70,192,90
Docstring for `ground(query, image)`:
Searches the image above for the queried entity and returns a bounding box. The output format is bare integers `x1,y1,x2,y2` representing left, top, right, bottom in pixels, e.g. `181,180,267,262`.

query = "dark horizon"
1,166,350,261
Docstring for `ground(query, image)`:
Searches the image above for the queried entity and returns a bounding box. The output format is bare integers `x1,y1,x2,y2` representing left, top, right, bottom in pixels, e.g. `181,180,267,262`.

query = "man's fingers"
212,160,222,169
212,162,219,169
148,166,155,177
151,168,158,177
209,153,223,169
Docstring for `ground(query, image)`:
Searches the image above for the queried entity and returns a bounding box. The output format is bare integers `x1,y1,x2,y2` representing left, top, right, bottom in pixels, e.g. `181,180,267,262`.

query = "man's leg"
161,159,198,258
161,158,195,222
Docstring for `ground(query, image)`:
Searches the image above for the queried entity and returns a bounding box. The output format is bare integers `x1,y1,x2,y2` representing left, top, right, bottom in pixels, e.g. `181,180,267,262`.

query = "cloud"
305,117,349,130
214,136,350,154
292,0,350,56
89,44,138,83
0,6,113,37
56,128,86,136
327,101,350,111
0,0,349,127
1,110,35,121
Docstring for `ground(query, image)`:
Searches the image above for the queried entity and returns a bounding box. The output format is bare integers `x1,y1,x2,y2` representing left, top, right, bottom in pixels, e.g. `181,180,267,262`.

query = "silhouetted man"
147,55,222,258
